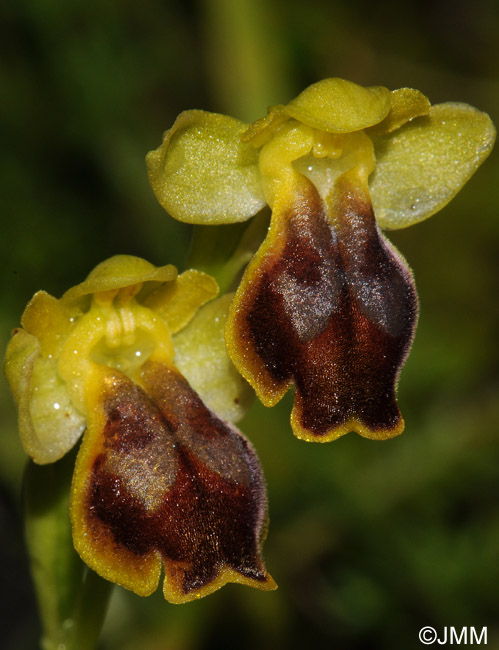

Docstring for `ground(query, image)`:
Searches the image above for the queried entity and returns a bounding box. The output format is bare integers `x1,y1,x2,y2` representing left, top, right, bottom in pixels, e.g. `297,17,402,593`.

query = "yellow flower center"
57,285,174,412
257,118,375,217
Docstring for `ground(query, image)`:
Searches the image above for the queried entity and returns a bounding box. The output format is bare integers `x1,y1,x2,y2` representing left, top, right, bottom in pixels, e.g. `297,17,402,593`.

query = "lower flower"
72,360,275,603
5,255,275,602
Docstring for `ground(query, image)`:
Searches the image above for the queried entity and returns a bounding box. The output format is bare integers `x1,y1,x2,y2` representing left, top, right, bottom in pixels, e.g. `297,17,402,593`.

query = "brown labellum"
71,362,275,603
228,174,418,440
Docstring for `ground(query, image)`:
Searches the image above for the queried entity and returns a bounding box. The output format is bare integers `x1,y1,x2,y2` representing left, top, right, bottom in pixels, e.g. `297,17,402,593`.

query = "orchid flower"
4,255,275,603
147,78,495,442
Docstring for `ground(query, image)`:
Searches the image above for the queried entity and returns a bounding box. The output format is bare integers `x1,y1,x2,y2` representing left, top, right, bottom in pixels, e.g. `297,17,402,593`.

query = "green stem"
187,222,247,280
192,0,290,291
202,0,292,121
24,449,113,650
71,568,113,650
187,211,269,294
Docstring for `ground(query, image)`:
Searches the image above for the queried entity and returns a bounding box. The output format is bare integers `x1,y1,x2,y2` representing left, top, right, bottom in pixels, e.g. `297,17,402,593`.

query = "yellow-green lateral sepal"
146,110,266,224
174,294,253,423
284,78,391,134
5,328,86,464
62,255,177,303
145,269,219,334
4,328,40,414
370,102,496,229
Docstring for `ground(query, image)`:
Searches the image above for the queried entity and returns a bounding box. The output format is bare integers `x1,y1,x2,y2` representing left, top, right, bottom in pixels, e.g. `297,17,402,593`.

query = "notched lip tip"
291,414,405,443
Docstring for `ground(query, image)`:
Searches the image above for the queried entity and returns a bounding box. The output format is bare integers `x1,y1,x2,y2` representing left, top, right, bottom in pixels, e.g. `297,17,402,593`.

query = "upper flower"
4,255,275,602
147,78,495,443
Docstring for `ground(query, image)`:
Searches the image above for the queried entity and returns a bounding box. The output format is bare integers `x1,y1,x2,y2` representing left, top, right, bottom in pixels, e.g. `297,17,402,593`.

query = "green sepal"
370,102,496,229
4,327,86,465
284,78,391,133
146,110,266,224
174,293,254,423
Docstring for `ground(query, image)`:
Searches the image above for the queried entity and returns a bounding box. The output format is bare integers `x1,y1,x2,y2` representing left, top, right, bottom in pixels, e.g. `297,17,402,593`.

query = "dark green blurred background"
1,1,498,648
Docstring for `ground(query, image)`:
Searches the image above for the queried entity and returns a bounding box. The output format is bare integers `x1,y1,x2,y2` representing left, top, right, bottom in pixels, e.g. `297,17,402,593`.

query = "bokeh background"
1,1,498,648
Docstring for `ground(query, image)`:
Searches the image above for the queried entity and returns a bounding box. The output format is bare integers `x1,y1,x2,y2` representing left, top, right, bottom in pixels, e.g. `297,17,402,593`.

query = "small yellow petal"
284,78,391,133
367,87,431,135
241,105,290,148
145,269,219,334
371,102,496,229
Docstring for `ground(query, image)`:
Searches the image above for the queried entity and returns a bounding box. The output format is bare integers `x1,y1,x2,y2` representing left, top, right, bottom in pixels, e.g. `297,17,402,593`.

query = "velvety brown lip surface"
235,175,418,437
85,363,270,597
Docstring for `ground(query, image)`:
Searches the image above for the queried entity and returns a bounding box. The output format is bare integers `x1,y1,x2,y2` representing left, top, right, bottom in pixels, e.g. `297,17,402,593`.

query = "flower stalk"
24,449,112,650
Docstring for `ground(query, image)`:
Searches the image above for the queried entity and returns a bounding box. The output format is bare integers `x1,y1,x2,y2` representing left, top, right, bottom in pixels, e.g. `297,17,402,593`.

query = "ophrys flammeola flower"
147,78,495,442
4,255,275,603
